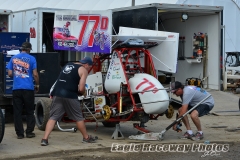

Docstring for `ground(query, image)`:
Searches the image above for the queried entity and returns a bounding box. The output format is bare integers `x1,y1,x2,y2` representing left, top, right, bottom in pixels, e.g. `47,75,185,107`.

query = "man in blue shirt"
7,42,39,139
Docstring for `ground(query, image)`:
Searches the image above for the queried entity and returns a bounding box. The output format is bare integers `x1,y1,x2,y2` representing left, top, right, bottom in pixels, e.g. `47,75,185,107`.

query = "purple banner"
53,11,112,53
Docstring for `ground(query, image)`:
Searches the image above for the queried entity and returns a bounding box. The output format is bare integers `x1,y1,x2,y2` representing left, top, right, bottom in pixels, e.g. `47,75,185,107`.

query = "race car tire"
0,107,5,143
35,98,52,131
102,121,120,128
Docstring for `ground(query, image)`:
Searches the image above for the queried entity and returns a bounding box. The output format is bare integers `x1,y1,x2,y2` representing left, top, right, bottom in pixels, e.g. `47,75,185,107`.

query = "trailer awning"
0,0,177,12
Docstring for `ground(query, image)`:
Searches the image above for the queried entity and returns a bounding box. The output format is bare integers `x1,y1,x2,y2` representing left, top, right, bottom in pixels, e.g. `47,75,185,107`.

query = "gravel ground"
6,142,240,160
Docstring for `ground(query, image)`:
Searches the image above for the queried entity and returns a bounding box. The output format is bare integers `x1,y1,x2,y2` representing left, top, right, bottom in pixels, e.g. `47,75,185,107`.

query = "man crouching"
171,81,214,140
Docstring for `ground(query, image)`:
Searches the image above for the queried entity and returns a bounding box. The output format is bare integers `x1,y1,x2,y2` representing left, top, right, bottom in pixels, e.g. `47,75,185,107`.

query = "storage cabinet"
193,33,208,58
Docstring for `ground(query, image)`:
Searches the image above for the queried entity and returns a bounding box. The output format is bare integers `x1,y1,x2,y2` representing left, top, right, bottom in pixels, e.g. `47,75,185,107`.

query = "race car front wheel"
0,107,5,143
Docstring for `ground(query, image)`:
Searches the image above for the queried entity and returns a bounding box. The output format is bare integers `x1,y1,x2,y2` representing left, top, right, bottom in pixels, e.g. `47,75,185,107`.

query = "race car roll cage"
57,44,173,136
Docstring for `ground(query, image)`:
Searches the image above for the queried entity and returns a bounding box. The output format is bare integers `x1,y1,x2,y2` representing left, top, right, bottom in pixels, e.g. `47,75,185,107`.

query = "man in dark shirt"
41,57,97,146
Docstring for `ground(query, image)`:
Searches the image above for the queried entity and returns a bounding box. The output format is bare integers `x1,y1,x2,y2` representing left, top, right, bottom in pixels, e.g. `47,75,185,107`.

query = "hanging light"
181,13,188,22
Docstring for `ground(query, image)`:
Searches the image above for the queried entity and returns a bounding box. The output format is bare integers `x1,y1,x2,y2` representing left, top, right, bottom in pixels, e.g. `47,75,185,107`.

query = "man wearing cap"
171,81,214,140
7,42,39,139
41,56,98,146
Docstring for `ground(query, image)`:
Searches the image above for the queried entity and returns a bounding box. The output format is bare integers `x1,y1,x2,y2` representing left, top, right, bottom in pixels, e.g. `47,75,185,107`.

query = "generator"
185,77,203,88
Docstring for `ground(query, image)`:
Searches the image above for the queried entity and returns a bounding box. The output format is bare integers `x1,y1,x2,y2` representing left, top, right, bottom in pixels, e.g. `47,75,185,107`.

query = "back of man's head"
79,57,93,66
21,42,32,52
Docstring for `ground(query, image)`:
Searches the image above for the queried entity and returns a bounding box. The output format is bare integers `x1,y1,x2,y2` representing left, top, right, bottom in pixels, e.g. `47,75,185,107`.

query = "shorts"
188,104,214,117
49,96,84,122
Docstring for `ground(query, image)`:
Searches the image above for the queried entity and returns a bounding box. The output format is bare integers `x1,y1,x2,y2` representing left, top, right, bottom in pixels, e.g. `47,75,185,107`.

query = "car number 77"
77,15,100,47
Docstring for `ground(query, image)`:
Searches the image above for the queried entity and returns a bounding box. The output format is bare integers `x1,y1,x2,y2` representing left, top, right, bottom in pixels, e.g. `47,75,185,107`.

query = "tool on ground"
56,121,77,132
129,94,211,140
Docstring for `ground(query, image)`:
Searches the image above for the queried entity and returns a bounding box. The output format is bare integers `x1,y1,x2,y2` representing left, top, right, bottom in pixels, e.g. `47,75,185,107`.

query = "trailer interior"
157,8,222,90
112,4,223,90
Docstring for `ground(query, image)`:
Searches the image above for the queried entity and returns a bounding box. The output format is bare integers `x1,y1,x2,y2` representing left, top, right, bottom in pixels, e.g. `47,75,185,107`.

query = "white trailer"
112,3,223,90
0,9,12,32
10,4,224,90
11,8,72,53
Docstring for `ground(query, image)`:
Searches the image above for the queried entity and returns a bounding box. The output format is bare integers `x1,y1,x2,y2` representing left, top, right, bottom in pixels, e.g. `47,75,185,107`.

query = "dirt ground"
6,142,240,160
1,90,240,160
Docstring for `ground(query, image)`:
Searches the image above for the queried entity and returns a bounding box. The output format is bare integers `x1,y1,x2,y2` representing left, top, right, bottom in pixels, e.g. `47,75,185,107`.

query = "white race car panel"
129,73,169,114
116,27,179,73
78,72,106,112
86,72,103,95
104,51,127,94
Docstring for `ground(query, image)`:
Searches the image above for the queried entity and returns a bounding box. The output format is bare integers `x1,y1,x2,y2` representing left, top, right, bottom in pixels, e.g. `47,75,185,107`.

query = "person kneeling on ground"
171,81,214,140
41,57,97,146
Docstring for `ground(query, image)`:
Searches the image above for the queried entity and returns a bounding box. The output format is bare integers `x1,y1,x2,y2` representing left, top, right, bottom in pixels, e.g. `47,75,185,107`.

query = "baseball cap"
21,42,32,50
79,57,93,65
171,81,183,93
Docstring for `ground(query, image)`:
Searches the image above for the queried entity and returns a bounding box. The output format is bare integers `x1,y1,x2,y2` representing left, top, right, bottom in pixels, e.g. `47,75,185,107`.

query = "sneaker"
26,133,36,138
180,132,195,139
41,139,49,146
82,135,98,143
17,135,24,139
192,132,204,141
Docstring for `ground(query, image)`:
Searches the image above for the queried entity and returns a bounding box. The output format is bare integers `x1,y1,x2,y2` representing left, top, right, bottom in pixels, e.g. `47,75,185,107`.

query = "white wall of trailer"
12,10,38,51
11,12,23,32
0,0,130,11
176,0,240,52
1,0,239,53
11,8,68,53
160,14,221,89
135,0,178,5
0,0,178,12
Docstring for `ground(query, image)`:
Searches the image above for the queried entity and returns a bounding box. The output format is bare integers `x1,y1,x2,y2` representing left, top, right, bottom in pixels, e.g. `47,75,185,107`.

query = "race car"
53,27,78,41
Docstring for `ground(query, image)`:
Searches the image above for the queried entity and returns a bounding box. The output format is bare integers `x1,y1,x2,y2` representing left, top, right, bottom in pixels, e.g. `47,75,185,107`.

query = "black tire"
102,121,120,127
170,101,182,109
35,98,52,131
0,107,5,143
